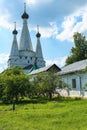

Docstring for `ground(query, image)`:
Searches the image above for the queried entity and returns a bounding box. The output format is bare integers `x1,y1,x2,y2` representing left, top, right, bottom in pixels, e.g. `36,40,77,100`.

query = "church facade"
8,4,45,70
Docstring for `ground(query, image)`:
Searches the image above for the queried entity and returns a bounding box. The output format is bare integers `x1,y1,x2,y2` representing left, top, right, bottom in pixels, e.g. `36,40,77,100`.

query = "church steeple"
36,25,43,59
8,3,45,70
10,22,19,57
19,2,33,51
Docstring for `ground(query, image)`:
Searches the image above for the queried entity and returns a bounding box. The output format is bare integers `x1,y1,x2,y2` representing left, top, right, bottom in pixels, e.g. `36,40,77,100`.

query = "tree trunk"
49,92,52,100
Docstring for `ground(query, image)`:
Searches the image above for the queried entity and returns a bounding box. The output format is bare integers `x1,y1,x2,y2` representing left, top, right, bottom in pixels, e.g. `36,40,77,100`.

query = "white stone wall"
58,72,87,97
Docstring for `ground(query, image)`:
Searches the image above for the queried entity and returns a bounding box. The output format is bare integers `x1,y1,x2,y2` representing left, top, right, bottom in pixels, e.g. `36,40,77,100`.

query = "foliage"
57,79,70,96
66,32,87,65
29,72,57,99
0,67,30,103
0,67,69,103
29,72,69,99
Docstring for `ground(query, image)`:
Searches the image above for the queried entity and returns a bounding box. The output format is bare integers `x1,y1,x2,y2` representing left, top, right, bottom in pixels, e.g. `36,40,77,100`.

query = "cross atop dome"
24,2,26,12
21,2,29,19
12,22,18,35
37,25,39,32
36,25,41,38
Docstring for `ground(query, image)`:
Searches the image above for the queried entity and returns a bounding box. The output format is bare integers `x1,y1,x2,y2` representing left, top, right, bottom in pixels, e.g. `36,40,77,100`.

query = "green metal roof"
24,64,39,75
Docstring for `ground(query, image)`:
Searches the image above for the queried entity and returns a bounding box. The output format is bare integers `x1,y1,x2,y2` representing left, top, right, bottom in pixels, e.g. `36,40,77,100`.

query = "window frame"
72,79,76,89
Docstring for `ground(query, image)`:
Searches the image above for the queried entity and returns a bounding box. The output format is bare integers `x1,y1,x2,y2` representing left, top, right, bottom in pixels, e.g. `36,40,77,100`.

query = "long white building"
8,4,45,70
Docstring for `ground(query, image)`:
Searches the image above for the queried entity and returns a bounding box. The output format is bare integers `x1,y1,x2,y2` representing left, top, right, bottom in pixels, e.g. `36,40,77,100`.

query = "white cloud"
40,25,58,38
0,0,13,30
26,0,53,6
29,5,87,42
0,13,12,29
26,0,36,5
56,5,87,42
56,16,76,41
0,53,9,73
0,53,9,64
46,56,67,67
31,22,58,38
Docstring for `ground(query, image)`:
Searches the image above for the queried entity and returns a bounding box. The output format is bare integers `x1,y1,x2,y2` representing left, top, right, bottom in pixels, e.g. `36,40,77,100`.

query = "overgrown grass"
0,97,87,130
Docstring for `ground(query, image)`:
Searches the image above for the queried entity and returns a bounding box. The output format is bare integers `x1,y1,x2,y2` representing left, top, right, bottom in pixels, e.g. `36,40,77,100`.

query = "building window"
28,60,29,63
25,56,27,59
20,56,22,59
72,79,76,88
31,57,32,60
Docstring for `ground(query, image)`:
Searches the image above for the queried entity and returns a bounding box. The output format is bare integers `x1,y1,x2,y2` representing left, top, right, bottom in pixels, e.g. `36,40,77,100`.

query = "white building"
56,59,87,97
8,4,45,70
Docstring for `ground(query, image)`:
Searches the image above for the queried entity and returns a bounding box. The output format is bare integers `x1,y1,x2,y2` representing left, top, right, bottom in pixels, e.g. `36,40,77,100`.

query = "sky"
0,0,87,72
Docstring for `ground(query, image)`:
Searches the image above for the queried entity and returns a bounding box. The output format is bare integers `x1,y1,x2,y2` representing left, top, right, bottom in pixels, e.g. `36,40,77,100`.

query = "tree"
42,72,57,99
0,67,30,103
0,75,4,99
66,32,87,65
29,72,56,99
56,79,70,96
29,72,69,99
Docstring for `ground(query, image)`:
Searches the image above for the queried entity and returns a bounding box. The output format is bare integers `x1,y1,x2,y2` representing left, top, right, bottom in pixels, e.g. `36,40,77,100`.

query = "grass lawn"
0,98,87,130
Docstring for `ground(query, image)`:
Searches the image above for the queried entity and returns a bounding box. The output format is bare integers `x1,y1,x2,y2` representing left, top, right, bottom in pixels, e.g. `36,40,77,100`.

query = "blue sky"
0,0,87,72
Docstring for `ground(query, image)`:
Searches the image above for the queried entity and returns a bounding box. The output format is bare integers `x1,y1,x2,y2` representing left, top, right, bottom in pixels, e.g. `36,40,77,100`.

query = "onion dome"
12,22,18,35
12,30,18,35
36,32,41,38
21,3,29,19
36,25,41,38
22,12,29,19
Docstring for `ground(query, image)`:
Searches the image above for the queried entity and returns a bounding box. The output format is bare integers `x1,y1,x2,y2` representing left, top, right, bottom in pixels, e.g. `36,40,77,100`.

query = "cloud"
0,53,9,73
31,22,58,38
0,12,12,29
40,22,58,38
56,5,87,42
1,0,87,41
46,56,67,67
29,3,87,42
26,0,87,24
26,0,53,6
0,1,13,30
26,0,36,5
56,15,76,41
31,5,87,42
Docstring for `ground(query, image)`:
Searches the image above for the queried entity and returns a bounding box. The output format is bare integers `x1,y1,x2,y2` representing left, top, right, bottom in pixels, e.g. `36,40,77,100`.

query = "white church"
8,3,45,71
7,3,87,97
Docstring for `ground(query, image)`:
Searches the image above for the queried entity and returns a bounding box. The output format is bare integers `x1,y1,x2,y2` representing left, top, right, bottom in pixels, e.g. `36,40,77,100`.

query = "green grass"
0,98,87,130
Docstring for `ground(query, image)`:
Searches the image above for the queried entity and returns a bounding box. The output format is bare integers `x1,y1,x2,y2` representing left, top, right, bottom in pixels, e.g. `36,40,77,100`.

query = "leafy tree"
0,67,30,103
66,32,87,65
28,73,46,97
29,72,69,99
42,72,57,99
0,75,5,99
56,79,70,96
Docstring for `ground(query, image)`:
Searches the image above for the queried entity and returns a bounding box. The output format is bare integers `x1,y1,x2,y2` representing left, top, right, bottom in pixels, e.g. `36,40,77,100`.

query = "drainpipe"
79,76,84,97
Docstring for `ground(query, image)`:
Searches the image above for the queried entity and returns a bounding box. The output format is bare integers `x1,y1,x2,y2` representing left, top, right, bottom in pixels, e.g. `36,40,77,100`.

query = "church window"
72,79,76,88
25,56,27,59
20,56,22,59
